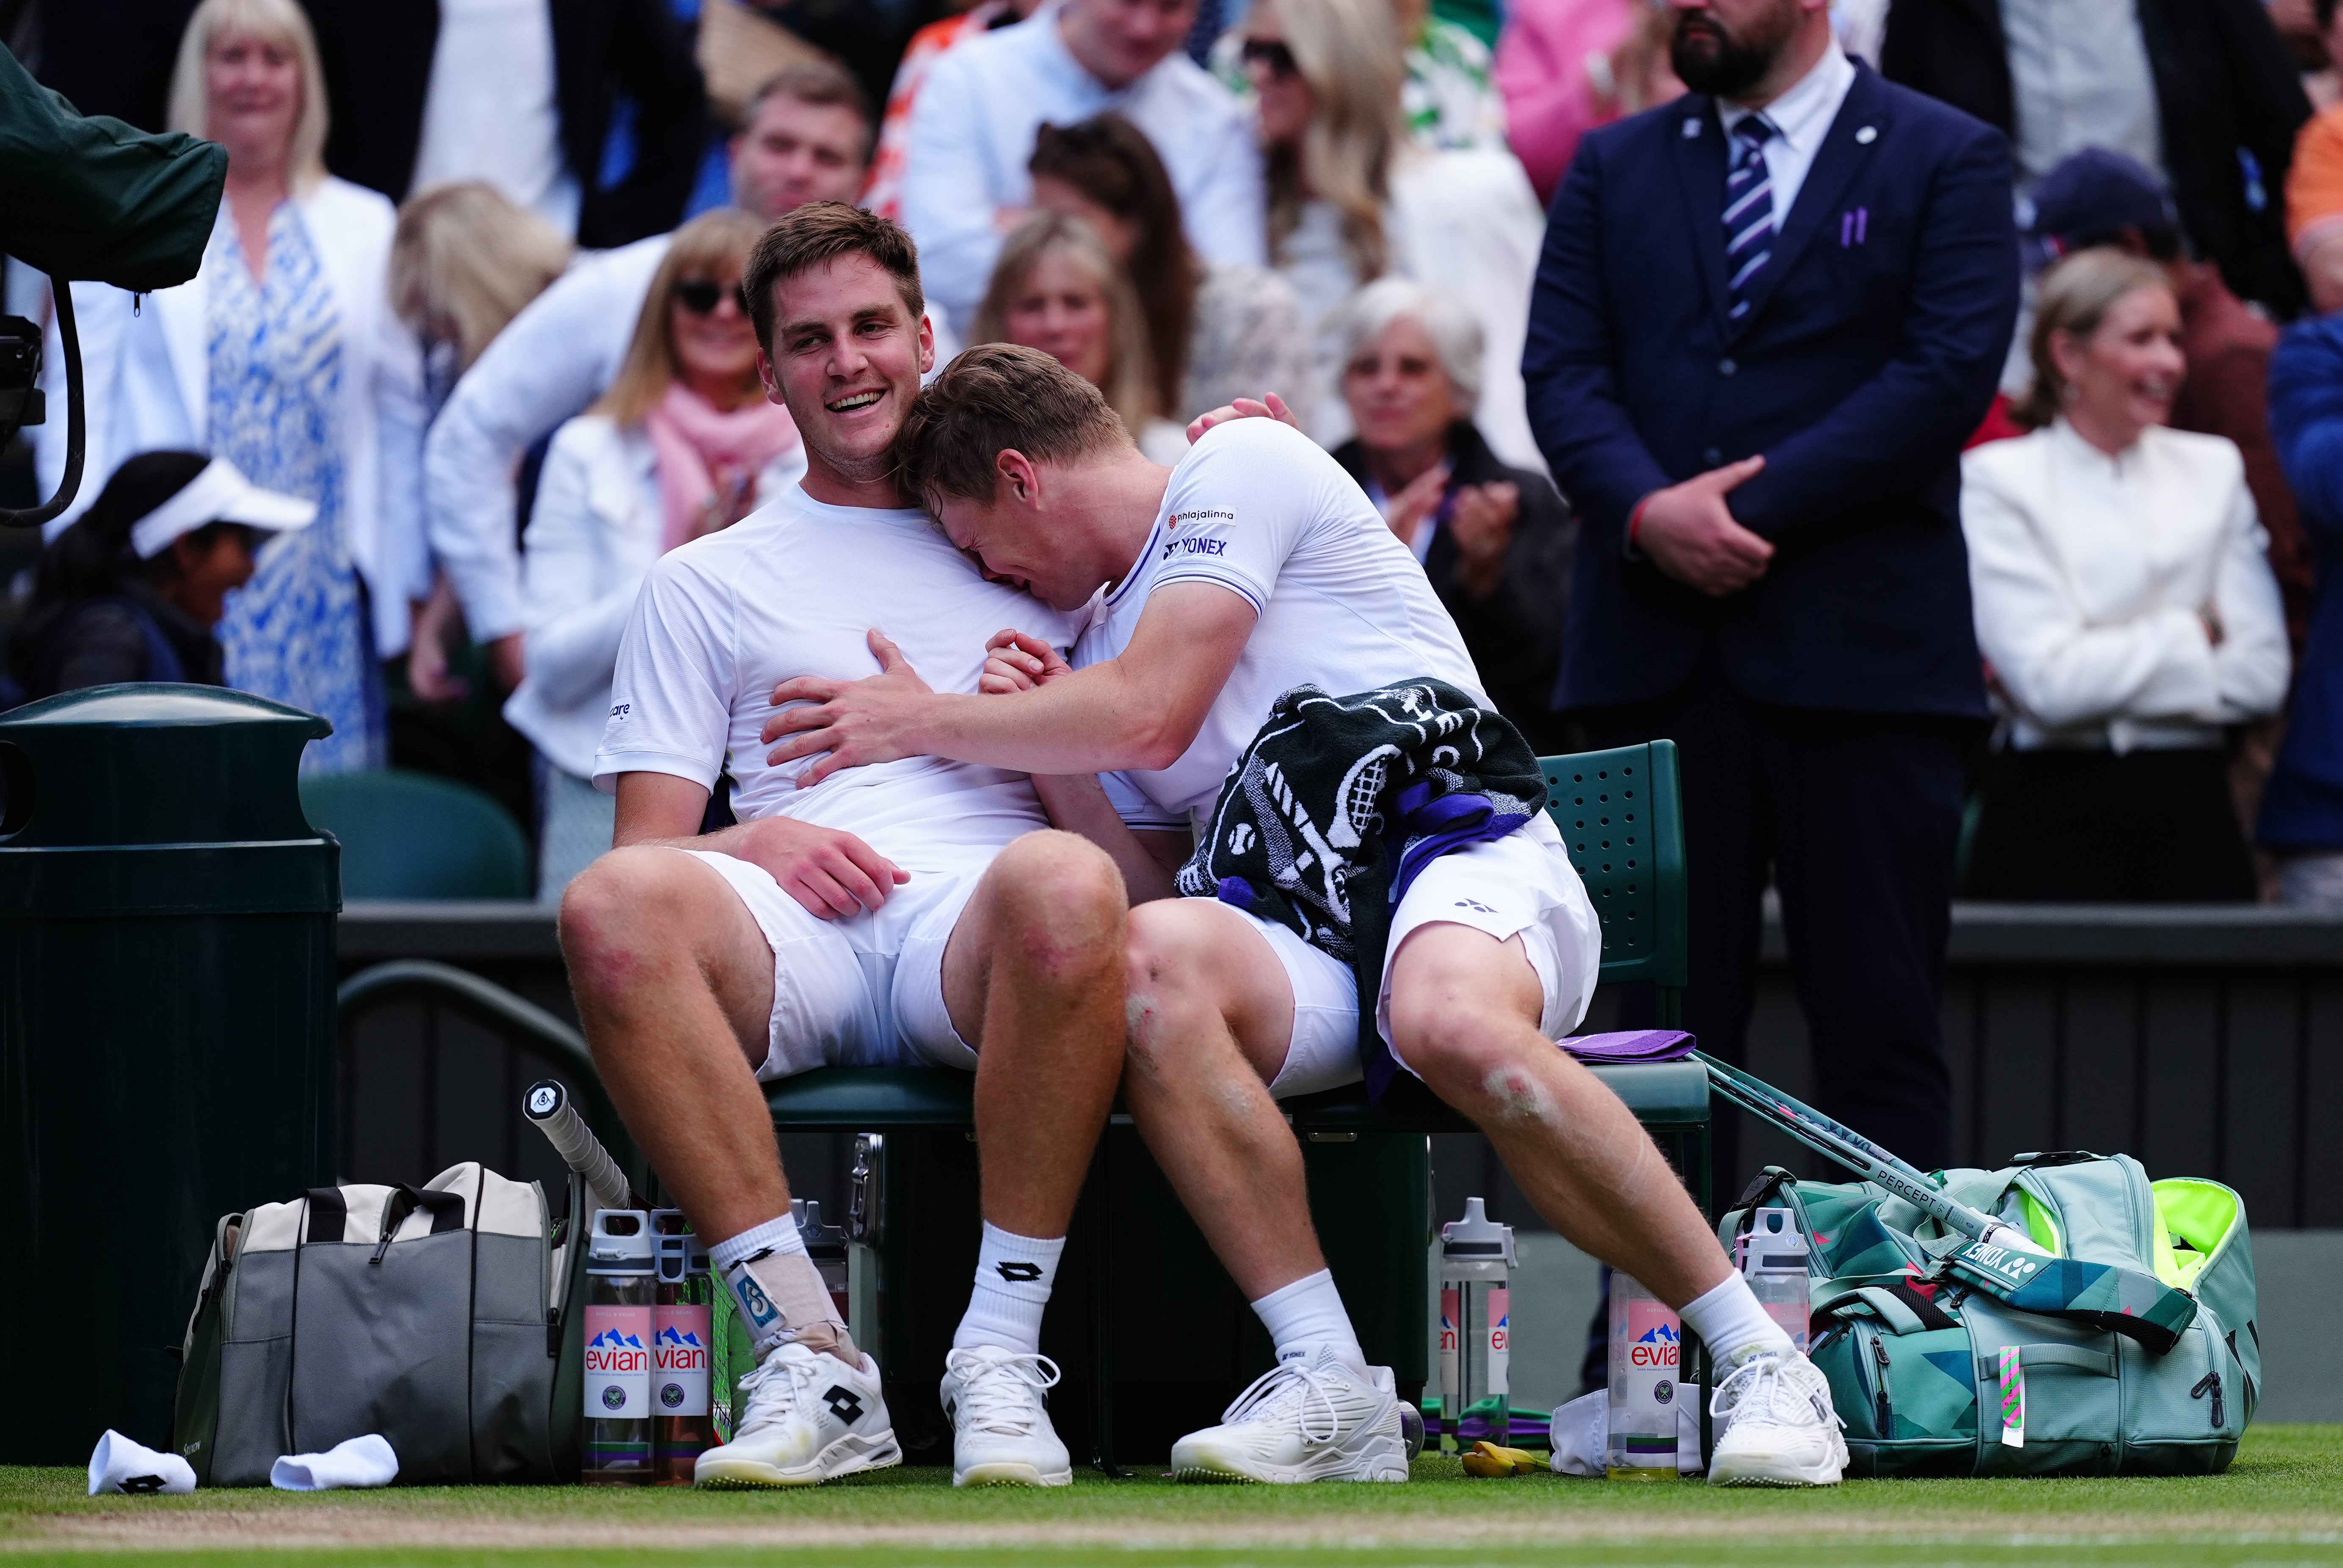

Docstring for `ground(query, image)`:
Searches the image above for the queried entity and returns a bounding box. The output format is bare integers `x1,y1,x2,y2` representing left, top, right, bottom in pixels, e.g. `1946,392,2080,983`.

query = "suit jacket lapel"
1669,96,1734,335
1728,66,1893,339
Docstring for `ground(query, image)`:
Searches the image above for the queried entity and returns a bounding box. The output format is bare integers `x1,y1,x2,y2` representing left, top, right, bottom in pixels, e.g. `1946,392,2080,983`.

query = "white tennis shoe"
1705,1347,1847,1486
1170,1345,1410,1484
693,1339,900,1487
940,1346,1074,1486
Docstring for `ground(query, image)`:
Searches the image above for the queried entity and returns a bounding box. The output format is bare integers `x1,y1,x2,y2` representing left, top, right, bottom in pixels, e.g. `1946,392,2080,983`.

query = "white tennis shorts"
1251,813,1603,1098
673,847,982,1080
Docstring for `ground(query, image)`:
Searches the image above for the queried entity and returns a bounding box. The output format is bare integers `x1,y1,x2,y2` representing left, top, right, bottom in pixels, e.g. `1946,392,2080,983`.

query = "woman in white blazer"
505,210,804,898
1960,250,2290,901
35,0,427,774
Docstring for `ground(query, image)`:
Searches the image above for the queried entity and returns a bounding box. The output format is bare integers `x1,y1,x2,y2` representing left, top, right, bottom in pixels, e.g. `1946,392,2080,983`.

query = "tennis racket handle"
523,1080,634,1213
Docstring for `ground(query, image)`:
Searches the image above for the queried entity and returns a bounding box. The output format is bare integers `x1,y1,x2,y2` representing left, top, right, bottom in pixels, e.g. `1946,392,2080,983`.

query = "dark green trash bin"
0,685,339,1463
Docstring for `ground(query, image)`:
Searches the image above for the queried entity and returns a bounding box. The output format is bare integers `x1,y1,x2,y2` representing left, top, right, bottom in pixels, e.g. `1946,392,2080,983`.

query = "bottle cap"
1440,1196,1518,1266
792,1198,848,1259
588,1209,654,1273
650,1209,709,1284
1741,1206,1809,1274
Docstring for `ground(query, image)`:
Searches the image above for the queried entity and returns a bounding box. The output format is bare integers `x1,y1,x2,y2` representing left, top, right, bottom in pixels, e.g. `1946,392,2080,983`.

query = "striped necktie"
1723,116,1779,322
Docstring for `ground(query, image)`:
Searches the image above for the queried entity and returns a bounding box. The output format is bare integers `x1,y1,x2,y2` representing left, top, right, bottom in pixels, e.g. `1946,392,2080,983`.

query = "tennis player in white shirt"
762,346,1849,1488
563,210,1126,1491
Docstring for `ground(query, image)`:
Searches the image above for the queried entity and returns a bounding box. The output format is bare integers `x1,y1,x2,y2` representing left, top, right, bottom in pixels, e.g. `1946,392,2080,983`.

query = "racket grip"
523,1079,636,1213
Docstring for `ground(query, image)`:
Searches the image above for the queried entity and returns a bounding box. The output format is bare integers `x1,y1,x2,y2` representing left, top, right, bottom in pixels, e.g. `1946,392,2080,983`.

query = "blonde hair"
972,212,1160,434
168,0,330,196
1255,0,1406,283
2015,249,2176,430
390,182,573,374
596,208,770,426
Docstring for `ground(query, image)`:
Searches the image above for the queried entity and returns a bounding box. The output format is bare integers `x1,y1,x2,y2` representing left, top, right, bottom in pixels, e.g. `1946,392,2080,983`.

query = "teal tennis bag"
1722,1152,2257,1477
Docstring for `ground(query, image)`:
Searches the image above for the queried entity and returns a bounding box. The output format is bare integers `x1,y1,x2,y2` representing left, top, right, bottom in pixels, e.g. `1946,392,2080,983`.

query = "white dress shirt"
410,0,577,234
1717,41,1858,231
1960,419,2290,752
1998,0,2164,189
903,7,1267,336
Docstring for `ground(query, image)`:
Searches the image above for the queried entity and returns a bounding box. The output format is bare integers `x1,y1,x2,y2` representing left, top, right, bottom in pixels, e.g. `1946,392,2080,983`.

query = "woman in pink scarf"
505,209,806,898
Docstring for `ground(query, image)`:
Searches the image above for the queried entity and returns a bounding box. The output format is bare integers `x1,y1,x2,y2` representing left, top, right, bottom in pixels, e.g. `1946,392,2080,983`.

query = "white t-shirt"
596,486,1083,869
1076,419,1488,832
410,0,580,235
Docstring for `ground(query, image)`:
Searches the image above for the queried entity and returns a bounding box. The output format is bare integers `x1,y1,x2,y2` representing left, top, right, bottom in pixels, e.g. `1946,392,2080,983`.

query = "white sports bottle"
1438,1197,1515,1452
1606,1272,1681,1481
583,1210,654,1484
1738,1207,1811,1353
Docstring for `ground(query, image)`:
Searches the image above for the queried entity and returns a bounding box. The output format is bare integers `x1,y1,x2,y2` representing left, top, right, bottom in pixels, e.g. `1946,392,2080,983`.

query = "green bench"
765,742,1708,1468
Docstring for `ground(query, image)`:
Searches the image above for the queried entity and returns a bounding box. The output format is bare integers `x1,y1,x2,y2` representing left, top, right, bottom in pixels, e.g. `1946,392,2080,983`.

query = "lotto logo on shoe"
583,1305,653,1418
823,1386,866,1425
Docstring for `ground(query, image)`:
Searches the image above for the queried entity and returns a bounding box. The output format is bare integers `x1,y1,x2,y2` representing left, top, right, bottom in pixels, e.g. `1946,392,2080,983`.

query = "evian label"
1610,1299,1682,1466
584,1305,652,1418
653,1304,712,1416
1438,1287,1460,1428
1486,1286,1510,1398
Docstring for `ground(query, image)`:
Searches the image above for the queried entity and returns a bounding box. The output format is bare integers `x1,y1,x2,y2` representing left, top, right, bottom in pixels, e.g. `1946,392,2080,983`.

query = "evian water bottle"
1606,1272,1681,1481
1438,1197,1516,1452
1738,1207,1811,1354
651,1210,714,1484
583,1210,654,1485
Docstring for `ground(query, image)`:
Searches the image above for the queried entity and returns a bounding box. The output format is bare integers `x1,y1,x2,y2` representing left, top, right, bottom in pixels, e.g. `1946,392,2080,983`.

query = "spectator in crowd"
2286,0,2343,313
1240,0,1548,470
504,209,802,898
1331,277,1575,751
2262,304,2343,907
292,0,706,247
5,453,315,704
35,0,429,774
1027,114,1314,426
973,212,1189,462
1220,0,1512,152
903,0,1266,338
1526,0,2018,1175
422,62,881,698
867,0,1042,220
1961,252,2289,900
1496,0,1683,203
1882,0,2312,316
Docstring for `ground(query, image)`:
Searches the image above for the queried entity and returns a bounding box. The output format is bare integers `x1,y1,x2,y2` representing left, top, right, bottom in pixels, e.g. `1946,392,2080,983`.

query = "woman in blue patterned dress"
37,0,428,772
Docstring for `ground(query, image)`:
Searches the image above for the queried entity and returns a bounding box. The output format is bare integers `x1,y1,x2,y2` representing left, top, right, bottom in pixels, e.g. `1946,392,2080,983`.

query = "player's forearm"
1029,774,1180,904
919,664,1188,775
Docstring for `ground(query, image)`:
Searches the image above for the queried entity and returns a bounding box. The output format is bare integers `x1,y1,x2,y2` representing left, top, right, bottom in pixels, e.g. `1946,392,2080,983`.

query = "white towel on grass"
1547,1388,1704,1475
270,1434,400,1491
87,1430,195,1495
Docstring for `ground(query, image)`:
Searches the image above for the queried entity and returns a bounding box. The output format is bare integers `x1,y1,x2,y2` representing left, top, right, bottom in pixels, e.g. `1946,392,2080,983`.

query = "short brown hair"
897,344,1131,507
743,61,875,156
742,202,925,355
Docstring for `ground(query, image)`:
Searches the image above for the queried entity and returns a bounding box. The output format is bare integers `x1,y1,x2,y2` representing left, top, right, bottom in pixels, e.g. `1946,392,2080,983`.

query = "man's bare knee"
559,848,692,998
986,830,1126,974
1122,902,1232,1072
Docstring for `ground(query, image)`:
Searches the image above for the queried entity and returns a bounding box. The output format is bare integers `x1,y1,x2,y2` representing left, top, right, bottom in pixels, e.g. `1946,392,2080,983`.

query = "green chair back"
1541,740,1687,1025
300,769,530,901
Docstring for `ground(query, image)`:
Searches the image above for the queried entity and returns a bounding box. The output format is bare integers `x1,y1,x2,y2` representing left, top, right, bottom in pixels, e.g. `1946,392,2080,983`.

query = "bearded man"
1521,0,2018,1185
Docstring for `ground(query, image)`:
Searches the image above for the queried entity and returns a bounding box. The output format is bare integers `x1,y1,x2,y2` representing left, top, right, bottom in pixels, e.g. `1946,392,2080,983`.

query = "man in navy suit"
1524,0,2018,1180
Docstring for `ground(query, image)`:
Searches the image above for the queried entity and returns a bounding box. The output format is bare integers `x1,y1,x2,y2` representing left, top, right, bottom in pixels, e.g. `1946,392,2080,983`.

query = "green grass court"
4,1425,2340,1566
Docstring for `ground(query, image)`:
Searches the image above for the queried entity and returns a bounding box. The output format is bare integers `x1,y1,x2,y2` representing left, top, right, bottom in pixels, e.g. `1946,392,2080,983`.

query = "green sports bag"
1722,1153,2257,1478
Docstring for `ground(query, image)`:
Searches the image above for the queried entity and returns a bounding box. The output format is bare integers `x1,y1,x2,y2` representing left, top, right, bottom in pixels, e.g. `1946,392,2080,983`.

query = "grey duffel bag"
173,1162,589,1485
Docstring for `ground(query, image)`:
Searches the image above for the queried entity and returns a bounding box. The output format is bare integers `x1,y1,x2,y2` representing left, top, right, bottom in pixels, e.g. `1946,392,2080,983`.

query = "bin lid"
0,684,330,848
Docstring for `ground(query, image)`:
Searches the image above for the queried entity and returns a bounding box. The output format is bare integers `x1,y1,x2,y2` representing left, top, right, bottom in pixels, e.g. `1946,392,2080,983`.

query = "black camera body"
0,315,42,447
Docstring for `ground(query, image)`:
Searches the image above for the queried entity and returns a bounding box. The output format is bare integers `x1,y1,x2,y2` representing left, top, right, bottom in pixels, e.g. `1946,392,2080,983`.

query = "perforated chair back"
300,769,531,901
1541,740,1687,1024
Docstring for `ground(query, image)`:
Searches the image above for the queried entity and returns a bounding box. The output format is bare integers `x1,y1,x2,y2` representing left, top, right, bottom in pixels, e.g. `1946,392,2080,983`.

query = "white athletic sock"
1252,1269,1366,1370
709,1214,853,1361
1677,1272,1794,1364
952,1223,1066,1353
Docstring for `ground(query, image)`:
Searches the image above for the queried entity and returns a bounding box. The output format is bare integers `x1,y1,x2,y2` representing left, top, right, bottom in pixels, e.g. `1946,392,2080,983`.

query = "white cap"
128,458,316,560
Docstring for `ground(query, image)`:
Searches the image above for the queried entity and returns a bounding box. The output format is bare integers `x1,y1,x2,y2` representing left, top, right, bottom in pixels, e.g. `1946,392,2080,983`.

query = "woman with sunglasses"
1236,0,1549,473
503,208,805,898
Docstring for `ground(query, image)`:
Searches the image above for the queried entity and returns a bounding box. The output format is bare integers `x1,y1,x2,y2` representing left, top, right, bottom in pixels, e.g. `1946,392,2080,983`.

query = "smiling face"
1000,251,1116,391
756,254,933,493
1241,3,1317,149
1343,315,1457,457
204,28,302,171
1060,0,1201,88
2054,281,2185,449
668,269,759,407
730,91,870,221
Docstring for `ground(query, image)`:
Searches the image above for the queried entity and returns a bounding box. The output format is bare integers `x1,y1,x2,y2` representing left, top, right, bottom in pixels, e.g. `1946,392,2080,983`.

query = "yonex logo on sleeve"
1162,535,1231,560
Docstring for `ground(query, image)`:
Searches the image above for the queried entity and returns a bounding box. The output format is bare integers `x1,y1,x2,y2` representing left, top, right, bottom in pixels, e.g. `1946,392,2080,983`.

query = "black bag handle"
370,1185,467,1265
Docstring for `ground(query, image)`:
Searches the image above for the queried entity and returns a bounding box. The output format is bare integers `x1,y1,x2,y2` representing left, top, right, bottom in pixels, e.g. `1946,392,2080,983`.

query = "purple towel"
1561,1030,1695,1064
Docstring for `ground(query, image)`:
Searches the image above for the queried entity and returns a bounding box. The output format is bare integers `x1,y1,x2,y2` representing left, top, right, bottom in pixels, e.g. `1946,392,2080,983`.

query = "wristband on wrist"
1627,496,1652,552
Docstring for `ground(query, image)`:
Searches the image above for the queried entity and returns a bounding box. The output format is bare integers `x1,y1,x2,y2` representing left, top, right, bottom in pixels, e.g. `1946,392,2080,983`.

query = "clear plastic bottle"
1438,1197,1515,1453
1739,1207,1811,1353
582,1210,654,1485
1606,1271,1681,1481
650,1211,714,1485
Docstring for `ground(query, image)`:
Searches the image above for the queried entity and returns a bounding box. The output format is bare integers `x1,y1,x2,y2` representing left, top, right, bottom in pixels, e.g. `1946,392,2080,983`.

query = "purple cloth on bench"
1561,1030,1695,1064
